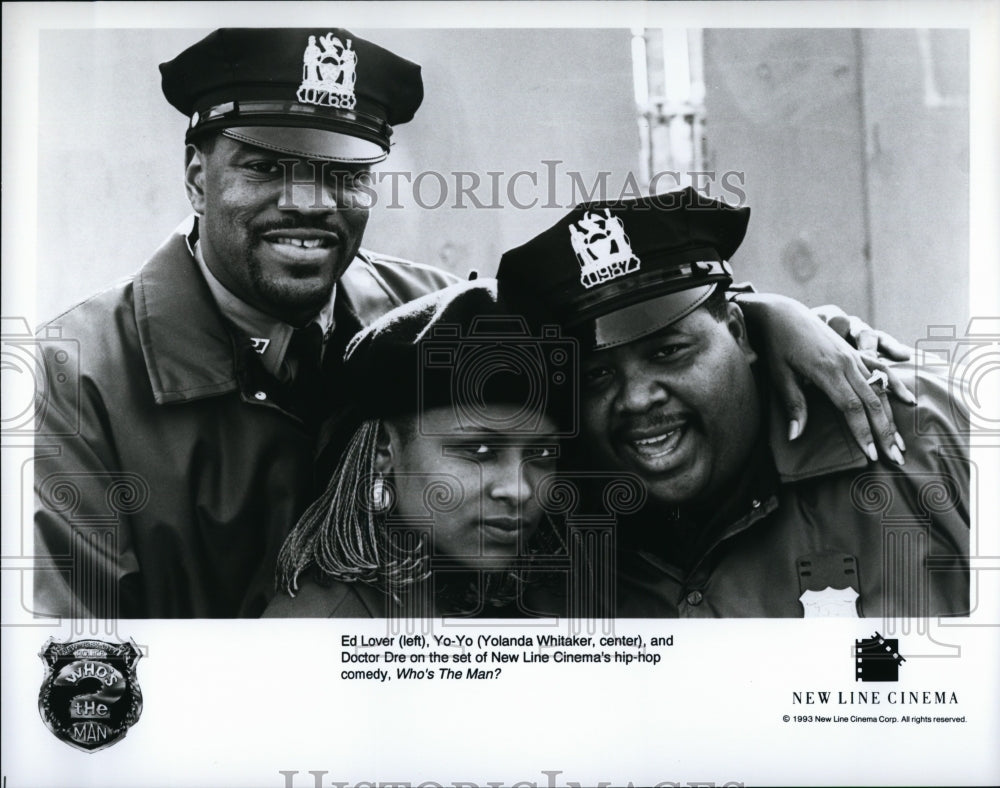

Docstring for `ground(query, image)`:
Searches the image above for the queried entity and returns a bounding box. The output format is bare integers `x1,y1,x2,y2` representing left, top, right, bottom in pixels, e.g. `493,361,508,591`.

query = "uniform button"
686,590,704,606
253,391,267,401
751,498,761,509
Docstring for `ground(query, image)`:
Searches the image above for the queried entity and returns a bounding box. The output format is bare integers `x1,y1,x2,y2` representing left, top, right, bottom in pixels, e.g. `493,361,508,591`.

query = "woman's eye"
444,444,497,462
525,446,555,460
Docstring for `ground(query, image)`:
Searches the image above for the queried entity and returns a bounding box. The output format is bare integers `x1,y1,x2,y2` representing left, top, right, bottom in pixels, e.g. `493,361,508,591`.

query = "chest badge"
799,586,860,617
796,552,862,617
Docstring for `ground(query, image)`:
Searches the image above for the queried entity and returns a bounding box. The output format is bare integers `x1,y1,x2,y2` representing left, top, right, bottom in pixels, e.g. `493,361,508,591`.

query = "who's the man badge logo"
38,637,144,752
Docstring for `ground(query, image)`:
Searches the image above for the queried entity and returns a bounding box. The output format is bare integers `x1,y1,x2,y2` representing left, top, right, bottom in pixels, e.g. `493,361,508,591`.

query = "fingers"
838,359,904,465
884,365,917,405
859,354,917,405
780,339,899,460
813,304,849,325
769,301,912,461
823,308,914,362
828,384,879,462
875,331,914,362
824,313,852,341
853,328,880,356
772,368,809,441
846,314,882,357
866,369,904,464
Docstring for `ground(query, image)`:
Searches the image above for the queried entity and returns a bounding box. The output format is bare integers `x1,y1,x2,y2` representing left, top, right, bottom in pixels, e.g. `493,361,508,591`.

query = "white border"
3,3,998,787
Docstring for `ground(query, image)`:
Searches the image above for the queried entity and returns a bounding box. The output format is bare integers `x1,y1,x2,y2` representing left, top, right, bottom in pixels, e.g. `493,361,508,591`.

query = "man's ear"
726,301,759,364
184,144,207,215
374,420,399,476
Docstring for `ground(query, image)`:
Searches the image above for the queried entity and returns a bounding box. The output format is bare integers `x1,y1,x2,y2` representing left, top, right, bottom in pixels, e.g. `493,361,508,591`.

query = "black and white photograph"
3,1,998,786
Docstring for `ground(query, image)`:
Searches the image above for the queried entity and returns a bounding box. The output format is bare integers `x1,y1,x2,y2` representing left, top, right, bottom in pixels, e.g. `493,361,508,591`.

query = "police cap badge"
160,28,423,163
497,187,750,349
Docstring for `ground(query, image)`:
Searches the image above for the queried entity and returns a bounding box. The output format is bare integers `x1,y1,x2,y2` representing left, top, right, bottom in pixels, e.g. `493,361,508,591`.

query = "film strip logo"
855,631,906,682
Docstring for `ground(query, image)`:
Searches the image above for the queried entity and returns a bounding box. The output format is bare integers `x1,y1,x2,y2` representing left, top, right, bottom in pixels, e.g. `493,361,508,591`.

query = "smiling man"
582,297,762,512
33,29,456,618
497,189,970,618
186,141,373,325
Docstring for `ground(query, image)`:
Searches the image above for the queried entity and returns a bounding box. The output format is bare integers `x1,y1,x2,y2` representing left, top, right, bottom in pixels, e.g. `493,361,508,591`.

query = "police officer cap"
343,280,574,432
160,28,423,163
497,186,750,350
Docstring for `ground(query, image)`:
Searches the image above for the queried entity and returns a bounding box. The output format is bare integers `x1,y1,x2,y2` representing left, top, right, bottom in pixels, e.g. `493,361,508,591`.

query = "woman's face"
383,404,559,568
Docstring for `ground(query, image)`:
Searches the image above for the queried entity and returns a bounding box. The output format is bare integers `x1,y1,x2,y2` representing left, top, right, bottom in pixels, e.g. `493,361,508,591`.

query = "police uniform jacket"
614,365,971,618
33,221,457,618
262,575,569,619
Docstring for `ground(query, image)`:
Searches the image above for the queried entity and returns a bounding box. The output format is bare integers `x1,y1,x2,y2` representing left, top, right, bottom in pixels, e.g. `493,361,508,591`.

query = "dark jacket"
33,222,457,618
262,572,570,618
614,365,971,617
263,578,387,617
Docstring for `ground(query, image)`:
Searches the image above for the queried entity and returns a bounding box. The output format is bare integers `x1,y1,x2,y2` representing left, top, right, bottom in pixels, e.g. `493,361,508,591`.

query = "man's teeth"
273,237,326,248
630,428,683,455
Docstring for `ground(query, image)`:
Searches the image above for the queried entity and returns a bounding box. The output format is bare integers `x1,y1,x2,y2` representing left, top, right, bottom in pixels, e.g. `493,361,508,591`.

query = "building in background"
632,28,968,346
35,28,968,346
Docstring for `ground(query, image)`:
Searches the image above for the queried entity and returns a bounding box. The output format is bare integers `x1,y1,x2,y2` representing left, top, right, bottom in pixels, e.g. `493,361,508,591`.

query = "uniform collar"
133,217,410,405
620,384,869,574
622,380,869,537
766,386,870,482
133,217,240,404
187,219,336,380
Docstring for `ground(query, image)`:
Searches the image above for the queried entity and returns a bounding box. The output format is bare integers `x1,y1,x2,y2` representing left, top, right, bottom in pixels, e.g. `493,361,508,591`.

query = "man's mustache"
253,218,343,235
613,410,697,441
